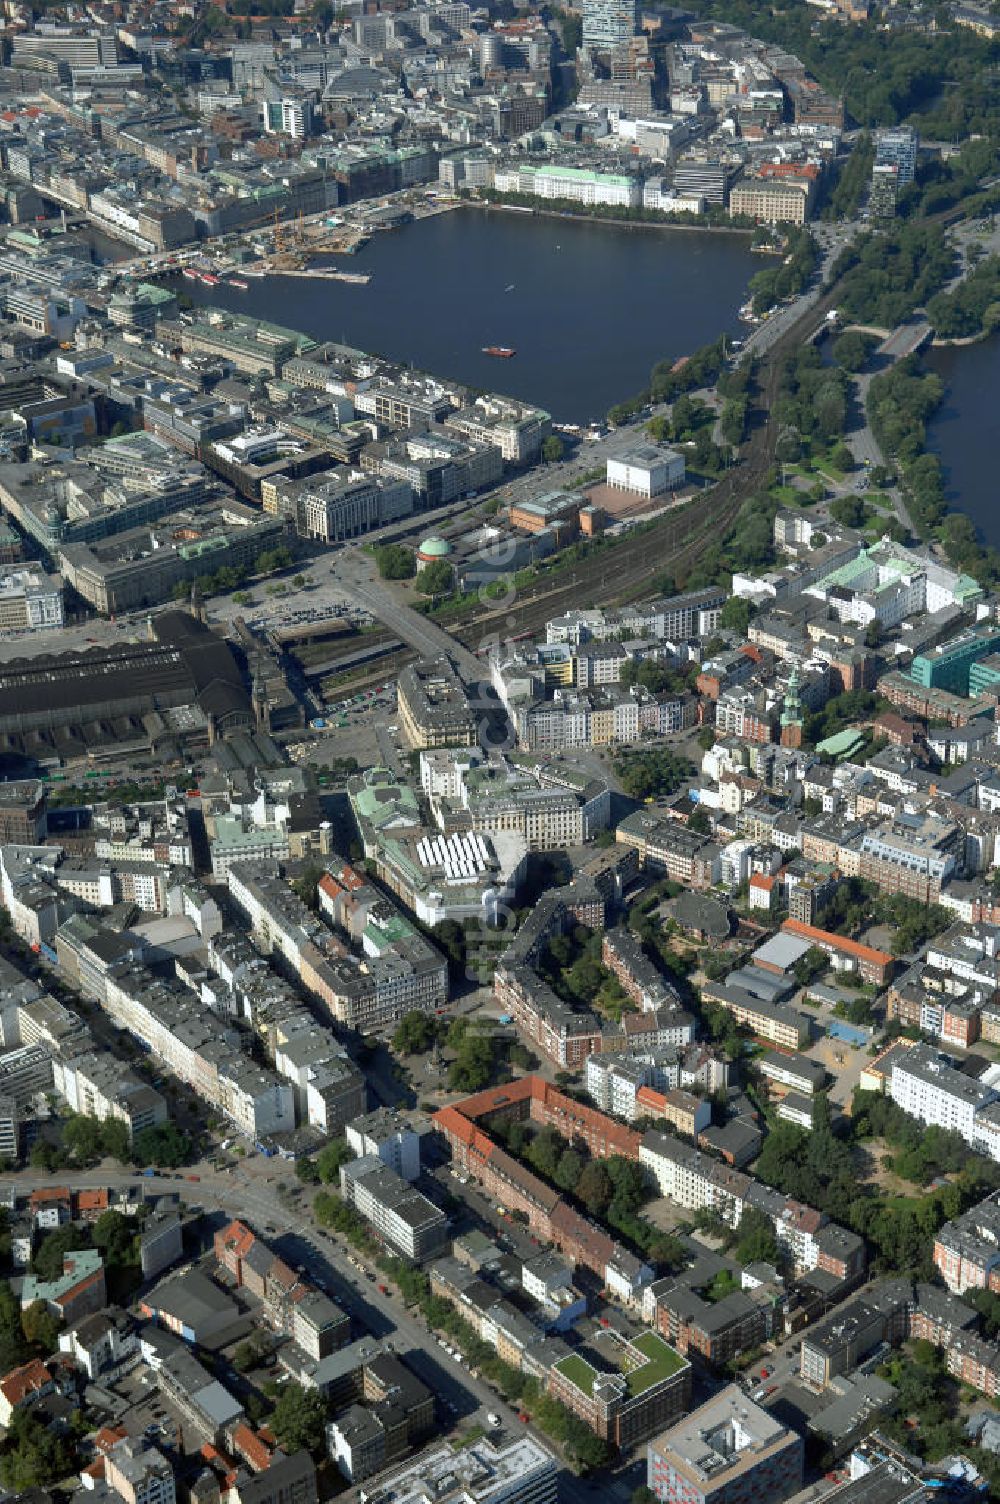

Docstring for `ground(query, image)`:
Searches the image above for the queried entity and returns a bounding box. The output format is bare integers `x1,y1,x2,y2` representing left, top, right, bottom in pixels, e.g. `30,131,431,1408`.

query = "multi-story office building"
398,657,478,750
494,163,642,209
327,1354,434,1482
799,1299,893,1388
359,1436,558,1504
445,396,551,465
278,471,414,544
582,0,638,50
0,569,63,632
606,447,685,498
340,1156,448,1262
729,179,812,225
0,783,47,845
548,1330,690,1448
0,1043,56,1105
857,814,959,902
346,1110,421,1182
52,1050,167,1143
672,158,734,206
647,1386,803,1504
875,126,919,185
909,626,1000,695
869,162,901,219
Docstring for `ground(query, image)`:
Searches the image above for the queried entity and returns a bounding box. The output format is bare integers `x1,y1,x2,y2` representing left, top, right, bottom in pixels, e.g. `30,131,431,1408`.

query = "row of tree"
28,1115,193,1174
747,227,819,318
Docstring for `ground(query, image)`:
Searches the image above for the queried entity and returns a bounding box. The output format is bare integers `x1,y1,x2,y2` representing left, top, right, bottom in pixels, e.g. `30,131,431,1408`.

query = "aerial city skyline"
0,3,994,1504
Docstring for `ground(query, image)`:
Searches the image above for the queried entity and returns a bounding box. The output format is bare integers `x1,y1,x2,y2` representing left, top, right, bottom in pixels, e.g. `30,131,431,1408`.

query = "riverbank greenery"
747,226,819,316
830,223,955,328
926,253,1000,339
868,356,1000,584
607,335,728,426
898,137,1000,221
867,359,946,530
477,188,756,232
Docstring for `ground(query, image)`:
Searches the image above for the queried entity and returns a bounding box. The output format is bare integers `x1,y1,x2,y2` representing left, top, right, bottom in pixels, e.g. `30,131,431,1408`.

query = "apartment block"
340,1156,448,1262
215,1219,350,1360
933,1193,1000,1292
358,1436,558,1504
549,1330,689,1448
647,1386,803,1504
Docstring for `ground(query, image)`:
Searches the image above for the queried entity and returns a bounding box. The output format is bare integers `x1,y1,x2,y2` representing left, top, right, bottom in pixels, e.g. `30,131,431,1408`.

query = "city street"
741,224,859,360
1,1164,623,1504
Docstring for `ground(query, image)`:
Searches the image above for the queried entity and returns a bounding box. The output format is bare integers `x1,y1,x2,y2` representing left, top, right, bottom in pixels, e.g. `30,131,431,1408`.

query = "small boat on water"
505,283,515,292
229,278,249,290
200,273,220,286
182,268,199,281
482,345,516,358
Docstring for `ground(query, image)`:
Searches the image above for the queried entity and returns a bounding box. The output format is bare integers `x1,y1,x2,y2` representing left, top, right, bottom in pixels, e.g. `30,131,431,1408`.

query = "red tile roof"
636,1086,667,1113
29,1187,71,1206
781,918,892,967
217,1219,256,1258
0,1359,51,1408
75,1189,109,1214
232,1424,272,1473
95,1425,128,1454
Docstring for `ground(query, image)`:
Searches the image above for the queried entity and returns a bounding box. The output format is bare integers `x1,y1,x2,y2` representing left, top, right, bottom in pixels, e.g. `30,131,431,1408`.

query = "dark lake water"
180,207,758,423
925,335,1000,547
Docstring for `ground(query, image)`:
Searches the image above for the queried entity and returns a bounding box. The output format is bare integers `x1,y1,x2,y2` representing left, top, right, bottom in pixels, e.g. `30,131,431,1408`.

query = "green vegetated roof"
555,1334,685,1400
626,1332,685,1394
554,1353,598,1396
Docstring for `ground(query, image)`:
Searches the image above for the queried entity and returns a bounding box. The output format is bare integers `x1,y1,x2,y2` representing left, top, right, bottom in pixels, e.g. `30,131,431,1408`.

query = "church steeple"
780,665,803,748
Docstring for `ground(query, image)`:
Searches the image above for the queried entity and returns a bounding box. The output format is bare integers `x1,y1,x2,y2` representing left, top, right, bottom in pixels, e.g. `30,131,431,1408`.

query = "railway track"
453,282,840,651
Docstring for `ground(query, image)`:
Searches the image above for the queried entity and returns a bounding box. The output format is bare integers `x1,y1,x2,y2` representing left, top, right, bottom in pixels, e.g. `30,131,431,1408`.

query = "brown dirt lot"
853,1138,921,1197
580,481,695,521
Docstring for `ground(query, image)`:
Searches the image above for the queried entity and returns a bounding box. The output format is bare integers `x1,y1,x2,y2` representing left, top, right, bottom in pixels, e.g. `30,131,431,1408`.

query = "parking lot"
285,684,402,775
242,595,374,636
